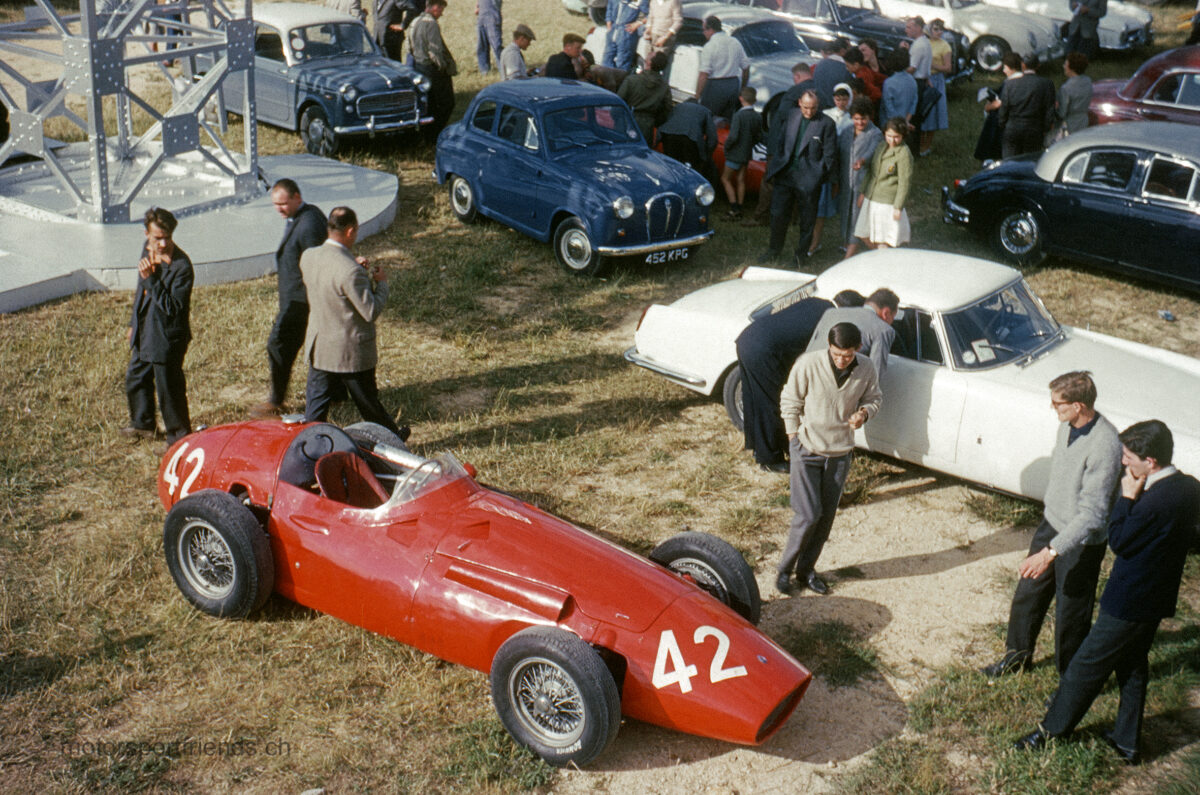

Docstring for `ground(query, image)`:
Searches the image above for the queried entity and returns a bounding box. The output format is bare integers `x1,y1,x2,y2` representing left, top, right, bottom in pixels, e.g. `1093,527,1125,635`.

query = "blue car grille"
357,90,418,118
644,193,685,239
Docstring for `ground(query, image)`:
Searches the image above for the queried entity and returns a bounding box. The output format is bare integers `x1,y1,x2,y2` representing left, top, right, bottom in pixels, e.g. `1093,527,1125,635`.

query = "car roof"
1124,45,1200,97
473,77,624,107
683,2,783,28
1034,121,1200,181
252,2,358,29
814,249,1020,313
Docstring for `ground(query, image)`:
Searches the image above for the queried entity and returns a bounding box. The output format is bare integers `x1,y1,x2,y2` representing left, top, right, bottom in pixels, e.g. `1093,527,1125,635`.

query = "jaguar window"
942,281,1060,370
1060,149,1139,192
544,104,640,151
1141,157,1198,203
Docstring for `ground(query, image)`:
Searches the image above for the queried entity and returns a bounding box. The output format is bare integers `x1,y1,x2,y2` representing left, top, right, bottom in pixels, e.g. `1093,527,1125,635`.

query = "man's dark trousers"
126,349,189,440
305,367,403,438
1004,518,1107,674
267,301,308,406
768,174,820,260
779,441,853,577
1042,611,1158,752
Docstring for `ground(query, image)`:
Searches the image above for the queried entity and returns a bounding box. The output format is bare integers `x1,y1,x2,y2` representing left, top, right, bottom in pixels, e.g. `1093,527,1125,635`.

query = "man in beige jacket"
301,207,407,439
777,321,882,595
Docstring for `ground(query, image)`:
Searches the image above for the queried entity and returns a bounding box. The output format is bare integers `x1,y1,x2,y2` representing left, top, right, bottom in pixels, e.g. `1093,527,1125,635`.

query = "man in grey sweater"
981,371,1122,677
777,322,883,596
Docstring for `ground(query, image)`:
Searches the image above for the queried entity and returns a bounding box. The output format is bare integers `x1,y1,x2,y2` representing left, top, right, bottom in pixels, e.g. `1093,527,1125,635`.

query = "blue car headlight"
612,196,635,219
341,86,358,102
413,73,432,92
695,183,715,206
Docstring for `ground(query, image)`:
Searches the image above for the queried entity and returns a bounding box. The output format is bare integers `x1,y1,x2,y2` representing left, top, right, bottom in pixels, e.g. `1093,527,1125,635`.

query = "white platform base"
0,153,398,313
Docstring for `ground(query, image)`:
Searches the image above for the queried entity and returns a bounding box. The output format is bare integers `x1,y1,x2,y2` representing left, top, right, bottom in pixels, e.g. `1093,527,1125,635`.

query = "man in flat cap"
501,23,535,79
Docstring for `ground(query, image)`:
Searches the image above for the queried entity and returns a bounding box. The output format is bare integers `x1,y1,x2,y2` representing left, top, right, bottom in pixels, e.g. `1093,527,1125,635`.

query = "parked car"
193,3,431,155
978,0,1152,52
158,419,812,767
942,122,1200,292
1089,46,1200,127
563,0,608,24
625,250,1200,501
873,0,1063,71
585,3,820,112
435,79,715,276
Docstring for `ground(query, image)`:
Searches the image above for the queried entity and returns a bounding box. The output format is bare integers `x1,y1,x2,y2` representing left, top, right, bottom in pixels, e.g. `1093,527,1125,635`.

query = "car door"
251,23,295,127
1137,72,1200,125
779,0,841,52
1044,147,1141,263
478,104,550,237
666,18,707,101
1121,155,1200,288
860,307,967,471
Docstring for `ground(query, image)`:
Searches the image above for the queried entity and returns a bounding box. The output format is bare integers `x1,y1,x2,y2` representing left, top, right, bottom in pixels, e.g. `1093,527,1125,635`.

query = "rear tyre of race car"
490,626,621,767
346,421,410,453
163,490,274,619
650,531,761,625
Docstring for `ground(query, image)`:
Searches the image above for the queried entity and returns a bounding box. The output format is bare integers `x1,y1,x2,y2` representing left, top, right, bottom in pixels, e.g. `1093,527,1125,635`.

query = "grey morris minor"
435,79,715,277
203,3,431,155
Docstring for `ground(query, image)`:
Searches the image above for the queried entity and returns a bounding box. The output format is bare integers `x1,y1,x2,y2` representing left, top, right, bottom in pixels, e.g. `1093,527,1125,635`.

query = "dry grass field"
2,1,1199,792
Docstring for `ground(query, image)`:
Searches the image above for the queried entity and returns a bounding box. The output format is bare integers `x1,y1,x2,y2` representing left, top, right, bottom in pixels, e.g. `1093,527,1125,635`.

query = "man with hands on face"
122,207,193,445
776,321,882,596
301,207,408,441
1015,420,1200,764
982,371,1122,678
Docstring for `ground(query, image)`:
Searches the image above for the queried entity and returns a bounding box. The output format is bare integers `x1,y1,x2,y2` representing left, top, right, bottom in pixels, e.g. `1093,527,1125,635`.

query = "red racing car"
157,419,812,766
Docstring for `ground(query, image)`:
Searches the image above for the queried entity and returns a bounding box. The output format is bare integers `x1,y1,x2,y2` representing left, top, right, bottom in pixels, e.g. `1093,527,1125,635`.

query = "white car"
584,2,819,111
624,250,1200,501
873,0,1065,71
978,0,1153,52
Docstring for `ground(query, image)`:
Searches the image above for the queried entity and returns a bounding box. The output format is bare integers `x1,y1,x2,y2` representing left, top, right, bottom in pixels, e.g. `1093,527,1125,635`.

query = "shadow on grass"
1,633,154,699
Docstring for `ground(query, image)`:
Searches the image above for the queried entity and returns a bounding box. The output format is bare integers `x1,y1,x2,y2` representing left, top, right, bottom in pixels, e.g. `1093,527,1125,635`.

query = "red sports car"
157,419,811,766
1089,46,1200,127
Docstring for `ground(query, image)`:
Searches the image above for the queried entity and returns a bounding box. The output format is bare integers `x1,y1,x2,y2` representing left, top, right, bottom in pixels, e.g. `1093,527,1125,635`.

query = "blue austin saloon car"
202,3,431,155
435,80,715,276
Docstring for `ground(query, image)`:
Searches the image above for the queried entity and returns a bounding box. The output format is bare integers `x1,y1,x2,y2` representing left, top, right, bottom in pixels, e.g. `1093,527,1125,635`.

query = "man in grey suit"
1067,0,1105,59
805,288,899,379
761,90,837,266
375,0,423,60
327,0,366,22
301,207,407,439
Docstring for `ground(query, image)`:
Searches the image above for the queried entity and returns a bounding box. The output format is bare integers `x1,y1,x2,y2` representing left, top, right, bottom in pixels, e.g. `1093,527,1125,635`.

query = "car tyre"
993,207,1046,266
650,531,761,625
300,105,338,157
447,174,479,224
163,490,274,618
588,5,606,24
553,217,607,277
346,421,410,453
490,626,621,767
722,366,744,432
970,35,1010,73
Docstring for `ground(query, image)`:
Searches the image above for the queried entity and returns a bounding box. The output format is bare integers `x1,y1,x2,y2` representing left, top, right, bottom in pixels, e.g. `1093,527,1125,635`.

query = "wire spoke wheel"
664,555,731,605
178,520,235,599
510,656,586,746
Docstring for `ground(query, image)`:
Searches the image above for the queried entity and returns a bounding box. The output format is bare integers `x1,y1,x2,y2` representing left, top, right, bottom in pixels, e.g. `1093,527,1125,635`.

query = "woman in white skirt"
854,117,913,250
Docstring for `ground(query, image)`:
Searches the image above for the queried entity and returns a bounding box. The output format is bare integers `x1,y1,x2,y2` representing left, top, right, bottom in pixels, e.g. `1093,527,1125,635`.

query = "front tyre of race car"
490,626,621,767
163,489,274,619
650,531,761,625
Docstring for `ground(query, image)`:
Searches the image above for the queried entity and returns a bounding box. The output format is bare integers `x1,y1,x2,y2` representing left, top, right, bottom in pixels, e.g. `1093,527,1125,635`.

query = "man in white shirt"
696,15,749,119
500,23,534,79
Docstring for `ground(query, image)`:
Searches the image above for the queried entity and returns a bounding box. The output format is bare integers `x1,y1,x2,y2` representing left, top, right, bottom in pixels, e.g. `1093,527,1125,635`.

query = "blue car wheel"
448,174,478,224
553,217,605,277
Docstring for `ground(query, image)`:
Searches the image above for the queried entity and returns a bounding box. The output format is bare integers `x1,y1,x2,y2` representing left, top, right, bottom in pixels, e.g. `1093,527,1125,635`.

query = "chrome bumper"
623,346,707,388
334,115,434,135
941,186,970,225
598,231,713,257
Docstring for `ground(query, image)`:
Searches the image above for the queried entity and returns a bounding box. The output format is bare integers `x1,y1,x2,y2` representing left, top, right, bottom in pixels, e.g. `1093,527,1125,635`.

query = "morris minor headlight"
695,183,715,206
612,196,635,219
341,86,359,102
413,73,432,91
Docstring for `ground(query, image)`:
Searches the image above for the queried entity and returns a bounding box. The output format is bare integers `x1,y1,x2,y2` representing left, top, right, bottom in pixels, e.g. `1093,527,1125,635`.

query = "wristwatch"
1046,547,1058,559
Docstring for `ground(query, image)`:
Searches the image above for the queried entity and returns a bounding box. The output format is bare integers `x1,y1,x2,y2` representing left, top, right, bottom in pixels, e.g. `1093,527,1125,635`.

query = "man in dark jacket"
122,207,193,445
618,51,671,144
761,90,837,265
1015,420,1200,764
374,0,423,60
657,98,717,182
253,179,327,417
993,52,1055,158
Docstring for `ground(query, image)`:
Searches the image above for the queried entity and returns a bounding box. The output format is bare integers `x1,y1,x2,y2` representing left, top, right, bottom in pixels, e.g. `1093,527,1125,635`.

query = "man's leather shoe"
120,426,155,440
775,572,793,595
1013,729,1048,752
759,460,789,473
249,401,283,419
804,572,829,595
1102,732,1140,765
980,653,1030,679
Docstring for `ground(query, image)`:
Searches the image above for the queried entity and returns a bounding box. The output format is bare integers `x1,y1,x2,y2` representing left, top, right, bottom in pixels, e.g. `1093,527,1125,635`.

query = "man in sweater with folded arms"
981,370,1122,678
776,322,882,596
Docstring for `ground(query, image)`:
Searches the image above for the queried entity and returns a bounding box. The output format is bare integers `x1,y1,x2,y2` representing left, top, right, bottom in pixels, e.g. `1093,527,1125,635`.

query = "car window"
472,100,497,133
254,25,285,62
289,22,375,61
677,18,707,47
1060,150,1138,192
890,308,945,365
734,21,810,57
1142,157,1198,204
942,281,1060,370
1149,74,1181,103
781,0,832,21
497,106,540,150
1176,74,1200,109
838,0,883,15
544,104,641,152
